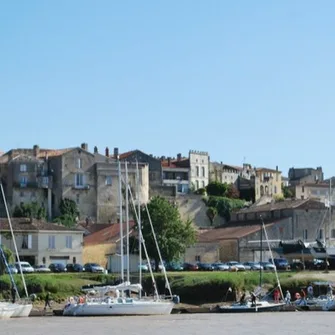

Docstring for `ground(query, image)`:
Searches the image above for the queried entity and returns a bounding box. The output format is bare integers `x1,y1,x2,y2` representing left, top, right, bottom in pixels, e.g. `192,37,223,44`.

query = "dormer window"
76,158,82,169
20,164,27,172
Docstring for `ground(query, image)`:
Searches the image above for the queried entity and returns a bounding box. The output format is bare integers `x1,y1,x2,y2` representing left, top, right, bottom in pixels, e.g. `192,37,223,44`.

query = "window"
331,229,335,239
20,164,27,172
76,158,82,169
303,229,308,241
66,236,72,249
76,194,80,205
22,234,32,249
274,186,277,194
196,180,199,190
20,176,28,187
196,166,199,177
195,255,201,262
202,167,205,177
318,229,324,240
48,235,56,249
75,173,84,187
302,186,305,192
202,181,205,188
106,176,112,185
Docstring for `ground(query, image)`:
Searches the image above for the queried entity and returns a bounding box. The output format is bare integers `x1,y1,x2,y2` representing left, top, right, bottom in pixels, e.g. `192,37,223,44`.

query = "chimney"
33,145,40,157
114,147,119,159
168,157,171,166
81,143,88,151
177,153,182,161
105,147,109,157
276,166,278,172
94,146,98,154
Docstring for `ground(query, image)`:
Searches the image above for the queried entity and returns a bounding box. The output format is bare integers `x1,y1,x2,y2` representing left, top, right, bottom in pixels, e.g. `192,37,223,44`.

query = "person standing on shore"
307,284,313,299
285,290,291,305
44,292,52,311
11,285,17,304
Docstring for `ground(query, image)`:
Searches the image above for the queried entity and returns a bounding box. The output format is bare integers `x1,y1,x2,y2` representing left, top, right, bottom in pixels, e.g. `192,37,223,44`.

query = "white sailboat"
63,159,178,316
0,183,33,318
219,216,285,313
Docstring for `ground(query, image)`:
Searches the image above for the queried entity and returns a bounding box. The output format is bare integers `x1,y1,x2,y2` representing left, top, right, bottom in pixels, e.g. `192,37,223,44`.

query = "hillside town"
0,143,334,272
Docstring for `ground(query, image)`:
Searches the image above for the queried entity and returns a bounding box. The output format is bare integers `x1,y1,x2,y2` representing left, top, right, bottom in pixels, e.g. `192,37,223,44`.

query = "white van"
15,261,35,273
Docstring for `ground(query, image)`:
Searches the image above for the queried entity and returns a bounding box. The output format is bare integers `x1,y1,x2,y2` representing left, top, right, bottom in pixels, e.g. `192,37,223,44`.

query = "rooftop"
84,221,136,245
161,158,190,169
256,167,281,173
236,198,325,214
0,218,83,232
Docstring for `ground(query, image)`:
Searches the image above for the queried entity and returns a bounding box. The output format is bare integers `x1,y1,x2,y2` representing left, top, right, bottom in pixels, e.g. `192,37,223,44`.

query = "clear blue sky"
1,1,335,177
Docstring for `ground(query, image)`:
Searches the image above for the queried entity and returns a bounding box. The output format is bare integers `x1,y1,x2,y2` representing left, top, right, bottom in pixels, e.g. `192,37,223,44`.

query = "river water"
1,313,333,335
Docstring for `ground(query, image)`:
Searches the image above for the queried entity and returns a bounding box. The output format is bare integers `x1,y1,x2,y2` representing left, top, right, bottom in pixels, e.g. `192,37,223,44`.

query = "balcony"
72,184,90,190
37,176,52,189
14,181,38,189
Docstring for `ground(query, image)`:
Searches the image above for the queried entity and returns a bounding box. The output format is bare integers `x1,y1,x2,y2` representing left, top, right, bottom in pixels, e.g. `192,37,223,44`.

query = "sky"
1,1,335,177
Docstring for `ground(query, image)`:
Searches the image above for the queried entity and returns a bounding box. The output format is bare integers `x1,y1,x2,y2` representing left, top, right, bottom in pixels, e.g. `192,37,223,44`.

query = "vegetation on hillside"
0,246,15,275
282,184,294,199
13,202,46,220
53,198,79,227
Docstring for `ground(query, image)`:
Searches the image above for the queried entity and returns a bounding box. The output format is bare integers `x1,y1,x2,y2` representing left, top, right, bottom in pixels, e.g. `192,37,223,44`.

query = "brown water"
1,313,333,335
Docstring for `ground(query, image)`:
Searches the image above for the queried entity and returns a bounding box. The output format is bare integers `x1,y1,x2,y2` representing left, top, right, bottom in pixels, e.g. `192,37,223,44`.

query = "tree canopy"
0,245,15,275
53,198,79,228
137,196,196,270
12,202,46,220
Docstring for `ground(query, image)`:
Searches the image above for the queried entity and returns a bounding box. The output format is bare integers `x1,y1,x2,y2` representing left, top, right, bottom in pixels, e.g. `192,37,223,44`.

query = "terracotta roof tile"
161,158,190,168
0,218,82,232
84,221,136,245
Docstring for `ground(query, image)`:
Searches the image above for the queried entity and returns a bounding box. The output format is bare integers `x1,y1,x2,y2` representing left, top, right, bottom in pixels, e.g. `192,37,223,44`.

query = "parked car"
226,261,245,271
66,263,85,272
243,262,263,271
34,265,51,273
271,258,290,270
138,264,149,272
84,263,105,273
5,264,18,274
15,261,34,273
212,263,230,271
165,262,184,271
183,263,199,271
290,260,305,271
49,263,67,273
259,261,276,270
197,263,214,271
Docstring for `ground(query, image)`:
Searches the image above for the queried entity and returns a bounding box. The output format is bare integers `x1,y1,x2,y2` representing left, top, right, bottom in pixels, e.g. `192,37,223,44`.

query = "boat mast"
117,159,124,283
125,161,130,283
136,160,142,297
260,215,284,299
0,182,29,298
259,215,263,288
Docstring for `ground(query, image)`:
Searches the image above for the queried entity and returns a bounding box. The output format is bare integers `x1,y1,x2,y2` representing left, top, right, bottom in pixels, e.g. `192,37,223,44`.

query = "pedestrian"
327,284,333,299
300,288,306,305
273,288,280,303
307,284,314,299
251,292,257,307
11,286,17,304
285,290,291,305
44,291,52,310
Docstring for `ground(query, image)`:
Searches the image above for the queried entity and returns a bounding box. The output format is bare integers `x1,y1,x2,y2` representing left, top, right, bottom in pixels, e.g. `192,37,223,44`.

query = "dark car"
66,263,85,272
84,263,105,273
183,263,199,271
49,263,67,273
197,263,214,271
165,262,184,271
272,258,290,270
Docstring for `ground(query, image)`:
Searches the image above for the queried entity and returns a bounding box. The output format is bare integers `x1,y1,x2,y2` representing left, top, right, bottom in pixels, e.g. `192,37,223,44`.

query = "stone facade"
288,167,324,186
189,150,209,190
254,167,283,201
83,243,115,268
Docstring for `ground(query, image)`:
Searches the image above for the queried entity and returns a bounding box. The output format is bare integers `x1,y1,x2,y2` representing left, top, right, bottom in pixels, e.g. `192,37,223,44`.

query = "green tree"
206,207,218,225
0,245,15,275
53,198,79,228
206,182,228,197
138,196,196,271
206,196,245,221
12,202,46,220
282,184,294,198
226,184,240,199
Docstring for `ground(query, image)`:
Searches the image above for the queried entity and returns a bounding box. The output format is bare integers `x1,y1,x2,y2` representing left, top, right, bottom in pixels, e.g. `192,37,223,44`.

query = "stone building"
0,144,149,223
184,199,330,263
288,167,324,186
254,167,283,201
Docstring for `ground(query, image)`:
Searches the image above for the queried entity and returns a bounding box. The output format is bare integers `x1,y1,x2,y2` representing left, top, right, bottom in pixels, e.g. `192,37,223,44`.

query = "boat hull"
11,304,33,317
0,306,16,319
218,303,285,313
63,300,174,316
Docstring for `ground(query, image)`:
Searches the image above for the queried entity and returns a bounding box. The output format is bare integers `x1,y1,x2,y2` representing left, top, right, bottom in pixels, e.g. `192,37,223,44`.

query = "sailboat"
218,216,285,313
0,183,33,318
63,159,178,316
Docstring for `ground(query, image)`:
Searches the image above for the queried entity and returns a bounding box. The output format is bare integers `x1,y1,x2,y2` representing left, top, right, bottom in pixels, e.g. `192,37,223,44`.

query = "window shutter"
28,235,32,249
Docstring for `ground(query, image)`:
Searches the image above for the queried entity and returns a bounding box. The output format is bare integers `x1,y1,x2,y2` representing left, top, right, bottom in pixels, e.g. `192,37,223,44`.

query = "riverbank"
1,270,334,306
